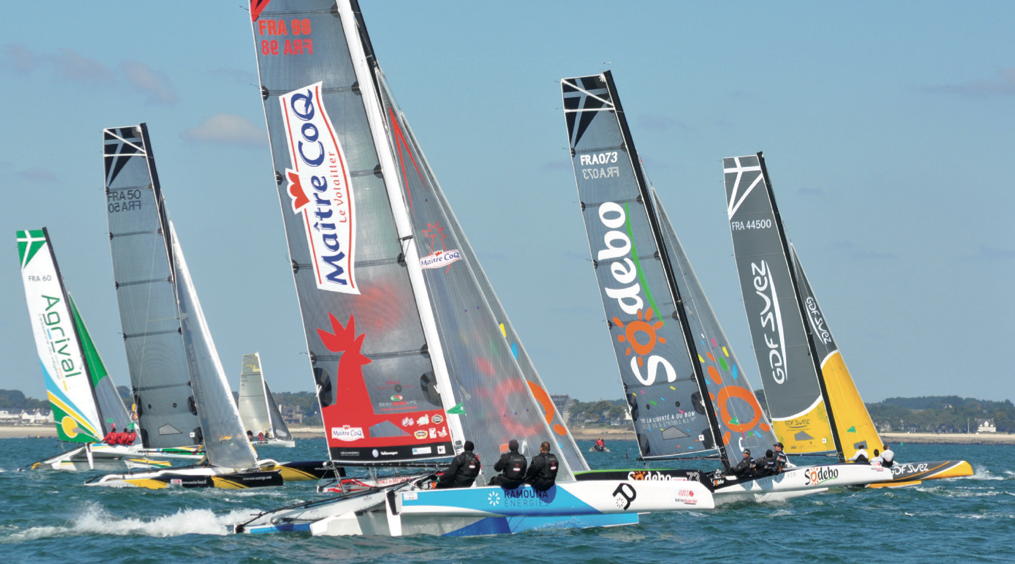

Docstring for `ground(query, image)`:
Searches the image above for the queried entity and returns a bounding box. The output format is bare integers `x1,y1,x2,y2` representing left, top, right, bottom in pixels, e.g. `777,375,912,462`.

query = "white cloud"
927,68,1015,97
48,48,112,83
181,114,267,147
121,60,178,105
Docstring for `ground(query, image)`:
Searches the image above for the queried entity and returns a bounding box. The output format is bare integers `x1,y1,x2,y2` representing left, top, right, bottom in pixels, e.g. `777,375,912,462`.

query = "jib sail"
652,192,778,458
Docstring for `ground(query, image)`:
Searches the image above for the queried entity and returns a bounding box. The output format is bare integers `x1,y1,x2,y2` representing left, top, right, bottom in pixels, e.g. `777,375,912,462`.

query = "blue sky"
1,2,1012,404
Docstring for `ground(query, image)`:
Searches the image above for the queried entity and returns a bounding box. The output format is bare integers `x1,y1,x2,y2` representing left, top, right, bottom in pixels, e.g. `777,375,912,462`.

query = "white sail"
171,222,257,469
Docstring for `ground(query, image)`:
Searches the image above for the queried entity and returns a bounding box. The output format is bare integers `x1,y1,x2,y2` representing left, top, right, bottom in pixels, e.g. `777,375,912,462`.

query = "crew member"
881,444,895,468
490,439,527,489
525,441,559,491
755,449,777,476
437,441,481,489
124,427,137,445
728,449,755,478
849,446,869,463
870,449,884,467
103,424,118,445
258,431,265,442
773,442,789,473
247,430,254,442
594,438,606,452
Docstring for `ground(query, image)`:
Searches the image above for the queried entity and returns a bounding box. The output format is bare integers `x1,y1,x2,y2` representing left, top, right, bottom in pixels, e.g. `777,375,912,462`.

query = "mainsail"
652,192,777,457
250,0,577,481
104,123,256,469
239,352,292,441
239,353,272,436
562,72,729,462
18,228,104,443
104,124,201,449
250,0,455,465
722,153,839,456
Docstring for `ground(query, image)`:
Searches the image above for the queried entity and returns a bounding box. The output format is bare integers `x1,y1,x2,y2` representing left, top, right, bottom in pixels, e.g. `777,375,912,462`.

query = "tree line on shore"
6,388,1012,433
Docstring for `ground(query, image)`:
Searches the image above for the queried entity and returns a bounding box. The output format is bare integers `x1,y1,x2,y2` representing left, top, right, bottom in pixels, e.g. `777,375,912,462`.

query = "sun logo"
488,491,501,506
613,308,666,366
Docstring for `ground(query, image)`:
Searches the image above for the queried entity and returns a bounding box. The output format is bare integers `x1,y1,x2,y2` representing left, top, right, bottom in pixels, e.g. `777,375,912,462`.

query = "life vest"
535,453,559,482
502,452,526,480
457,452,481,484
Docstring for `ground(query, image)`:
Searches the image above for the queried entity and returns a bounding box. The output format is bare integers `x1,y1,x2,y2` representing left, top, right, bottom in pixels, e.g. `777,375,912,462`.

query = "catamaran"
16,228,197,472
87,124,327,489
239,353,295,448
232,0,712,536
561,72,891,503
722,152,972,487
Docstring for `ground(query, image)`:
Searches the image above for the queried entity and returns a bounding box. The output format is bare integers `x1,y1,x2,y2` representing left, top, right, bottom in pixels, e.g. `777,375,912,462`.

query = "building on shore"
977,418,997,433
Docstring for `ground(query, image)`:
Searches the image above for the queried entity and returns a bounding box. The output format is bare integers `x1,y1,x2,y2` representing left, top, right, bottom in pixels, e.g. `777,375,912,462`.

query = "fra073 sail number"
579,151,620,180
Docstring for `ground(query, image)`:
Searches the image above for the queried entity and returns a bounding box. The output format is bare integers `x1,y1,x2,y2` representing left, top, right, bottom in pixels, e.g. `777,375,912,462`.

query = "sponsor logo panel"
279,82,358,294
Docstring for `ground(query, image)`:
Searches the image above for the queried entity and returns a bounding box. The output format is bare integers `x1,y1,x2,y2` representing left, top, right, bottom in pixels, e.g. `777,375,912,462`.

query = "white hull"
28,444,178,472
239,479,712,537
251,439,295,448
713,462,892,504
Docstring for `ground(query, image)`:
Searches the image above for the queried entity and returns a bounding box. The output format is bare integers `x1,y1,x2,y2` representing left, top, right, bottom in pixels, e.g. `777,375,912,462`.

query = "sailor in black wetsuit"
755,449,777,477
525,441,559,491
490,439,527,489
728,448,755,478
773,442,788,473
436,440,481,489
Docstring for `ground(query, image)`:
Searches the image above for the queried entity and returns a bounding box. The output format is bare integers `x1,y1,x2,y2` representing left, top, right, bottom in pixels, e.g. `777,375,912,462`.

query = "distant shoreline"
5,425,1014,446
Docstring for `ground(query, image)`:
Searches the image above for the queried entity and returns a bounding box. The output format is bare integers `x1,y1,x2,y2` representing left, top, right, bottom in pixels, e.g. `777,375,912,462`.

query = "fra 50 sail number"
259,19,313,56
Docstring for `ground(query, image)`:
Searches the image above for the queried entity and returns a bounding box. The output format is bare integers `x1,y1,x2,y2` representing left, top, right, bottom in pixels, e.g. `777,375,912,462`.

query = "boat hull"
576,462,892,504
84,466,284,489
252,439,296,448
867,460,973,488
238,480,711,537
26,445,175,472
267,460,337,482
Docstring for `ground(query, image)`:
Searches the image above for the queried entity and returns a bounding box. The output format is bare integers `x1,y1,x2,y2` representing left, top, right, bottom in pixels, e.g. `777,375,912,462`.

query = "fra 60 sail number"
580,151,619,180
259,19,313,56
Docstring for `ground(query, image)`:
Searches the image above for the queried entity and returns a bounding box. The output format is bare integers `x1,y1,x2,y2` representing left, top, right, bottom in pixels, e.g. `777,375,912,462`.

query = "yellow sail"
772,399,836,454
821,351,883,460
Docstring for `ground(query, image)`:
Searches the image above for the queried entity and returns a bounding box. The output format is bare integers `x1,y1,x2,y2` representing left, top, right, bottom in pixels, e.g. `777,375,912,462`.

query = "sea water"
1,438,1011,563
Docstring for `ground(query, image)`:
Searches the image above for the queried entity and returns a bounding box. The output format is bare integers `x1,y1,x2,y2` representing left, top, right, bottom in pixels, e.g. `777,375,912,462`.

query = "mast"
756,153,844,460
601,72,730,468
337,0,466,450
